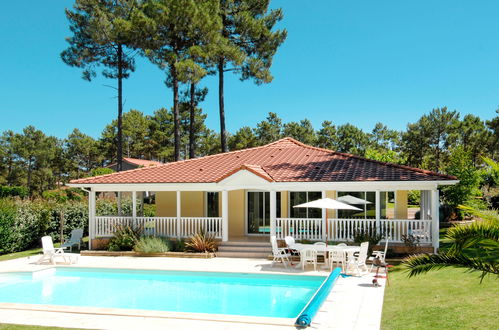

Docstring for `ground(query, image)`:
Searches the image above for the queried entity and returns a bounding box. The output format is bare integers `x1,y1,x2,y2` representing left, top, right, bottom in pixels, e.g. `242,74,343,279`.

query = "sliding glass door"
247,191,280,235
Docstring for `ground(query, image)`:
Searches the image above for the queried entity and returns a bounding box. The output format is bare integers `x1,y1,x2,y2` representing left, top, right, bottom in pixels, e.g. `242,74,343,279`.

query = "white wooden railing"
276,218,433,244
94,216,223,239
276,218,323,241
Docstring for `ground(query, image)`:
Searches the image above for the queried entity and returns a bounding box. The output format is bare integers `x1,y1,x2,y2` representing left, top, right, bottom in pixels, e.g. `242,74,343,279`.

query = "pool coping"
0,266,325,327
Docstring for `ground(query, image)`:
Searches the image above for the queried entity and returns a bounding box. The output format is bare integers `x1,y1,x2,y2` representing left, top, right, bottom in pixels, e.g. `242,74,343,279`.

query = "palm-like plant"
404,205,498,281
185,230,217,253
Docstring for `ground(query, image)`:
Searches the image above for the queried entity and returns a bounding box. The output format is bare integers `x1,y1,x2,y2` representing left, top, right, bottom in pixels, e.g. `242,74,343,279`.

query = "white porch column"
176,191,181,238
375,190,381,235
431,189,440,253
222,190,229,242
88,189,96,250
132,191,137,221
321,191,327,241
270,190,277,238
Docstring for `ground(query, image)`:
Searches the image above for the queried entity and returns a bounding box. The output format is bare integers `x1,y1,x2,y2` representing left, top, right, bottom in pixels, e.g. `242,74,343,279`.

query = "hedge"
0,197,155,254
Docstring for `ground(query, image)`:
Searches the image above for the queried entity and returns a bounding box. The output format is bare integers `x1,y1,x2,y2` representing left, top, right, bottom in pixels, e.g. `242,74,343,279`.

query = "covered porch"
85,184,442,252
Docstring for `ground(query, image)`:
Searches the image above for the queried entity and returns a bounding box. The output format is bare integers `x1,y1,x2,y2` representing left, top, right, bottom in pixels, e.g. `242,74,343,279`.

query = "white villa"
68,138,458,254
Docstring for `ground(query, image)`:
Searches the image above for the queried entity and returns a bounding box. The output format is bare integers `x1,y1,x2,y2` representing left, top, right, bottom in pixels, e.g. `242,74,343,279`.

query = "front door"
247,191,280,235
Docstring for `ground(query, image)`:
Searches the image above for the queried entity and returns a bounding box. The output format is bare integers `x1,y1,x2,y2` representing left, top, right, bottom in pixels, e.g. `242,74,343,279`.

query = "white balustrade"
327,218,433,243
275,218,323,241
276,217,433,244
94,216,222,239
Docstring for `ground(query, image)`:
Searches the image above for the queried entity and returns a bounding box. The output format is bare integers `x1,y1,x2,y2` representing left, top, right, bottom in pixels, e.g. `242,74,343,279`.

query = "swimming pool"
0,268,325,319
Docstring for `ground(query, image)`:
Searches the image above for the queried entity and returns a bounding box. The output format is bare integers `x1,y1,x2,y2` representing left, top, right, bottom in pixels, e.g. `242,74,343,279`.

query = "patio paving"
0,255,386,329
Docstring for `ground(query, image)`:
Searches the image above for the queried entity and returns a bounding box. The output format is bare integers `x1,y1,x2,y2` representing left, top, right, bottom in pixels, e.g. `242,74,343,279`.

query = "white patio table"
289,243,361,270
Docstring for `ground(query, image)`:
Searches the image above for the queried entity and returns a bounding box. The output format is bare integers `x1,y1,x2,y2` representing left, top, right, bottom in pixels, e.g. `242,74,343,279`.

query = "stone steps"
216,240,272,258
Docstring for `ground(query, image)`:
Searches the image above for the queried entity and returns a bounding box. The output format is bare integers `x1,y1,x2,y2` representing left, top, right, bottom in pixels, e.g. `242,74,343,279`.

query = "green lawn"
382,265,498,329
0,248,43,262
382,226,498,329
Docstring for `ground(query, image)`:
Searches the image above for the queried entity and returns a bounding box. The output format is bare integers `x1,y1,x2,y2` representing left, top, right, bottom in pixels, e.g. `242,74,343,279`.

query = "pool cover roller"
294,267,342,328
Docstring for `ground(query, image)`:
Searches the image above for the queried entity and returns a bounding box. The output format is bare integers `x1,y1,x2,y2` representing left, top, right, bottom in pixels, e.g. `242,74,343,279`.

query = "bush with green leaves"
96,196,156,217
0,186,28,198
0,199,51,253
42,188,85,202
134,236,170,253
108,225,143,251
0,198,90,253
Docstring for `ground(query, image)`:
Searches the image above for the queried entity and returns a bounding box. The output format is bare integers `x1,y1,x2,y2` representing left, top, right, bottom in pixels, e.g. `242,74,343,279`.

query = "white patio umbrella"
336,194,372,205
293,198,361,245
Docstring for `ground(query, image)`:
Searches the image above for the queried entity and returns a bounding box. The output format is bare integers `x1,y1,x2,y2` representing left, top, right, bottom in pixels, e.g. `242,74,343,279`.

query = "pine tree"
140,0,221,161
61,0,143,171
216,0,287,152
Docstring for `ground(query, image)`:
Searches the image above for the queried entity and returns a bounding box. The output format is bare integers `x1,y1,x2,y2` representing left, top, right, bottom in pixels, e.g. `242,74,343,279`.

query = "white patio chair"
37,236,77,265
270,236,290,268
300,248,317,271
349,242,369,276
285,236,299,255
60,228,83,252
337,243,347,247
313,242,327,263
328,249,346,272
369,238,389,271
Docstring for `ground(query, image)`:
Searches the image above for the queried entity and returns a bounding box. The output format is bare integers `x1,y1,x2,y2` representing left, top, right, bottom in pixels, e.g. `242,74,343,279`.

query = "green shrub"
0,199,51,253
96,197,156,217
134,236,170,253
0,186,28,198
42,188,84,202
48,201,88,243
169,238,185,252
408,190,421,206
108,225,142,251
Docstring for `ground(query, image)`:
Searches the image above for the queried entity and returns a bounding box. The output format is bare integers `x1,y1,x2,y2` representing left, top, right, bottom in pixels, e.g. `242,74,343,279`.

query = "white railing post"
222,190,229,242
270,190,277,238
321,191,327,241
88,189,96,250
176,191,181,238
431,189,440,253
132,191,137,222
375,190,381,236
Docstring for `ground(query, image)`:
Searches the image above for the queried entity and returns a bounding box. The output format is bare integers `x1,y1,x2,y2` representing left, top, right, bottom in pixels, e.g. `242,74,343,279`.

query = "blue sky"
0,0,498,139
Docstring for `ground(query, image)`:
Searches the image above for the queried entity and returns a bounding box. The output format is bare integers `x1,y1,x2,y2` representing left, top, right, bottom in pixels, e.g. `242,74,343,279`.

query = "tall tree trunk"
189,82,196,159
117,44,123,172
172,64,180,161
218,58,228,153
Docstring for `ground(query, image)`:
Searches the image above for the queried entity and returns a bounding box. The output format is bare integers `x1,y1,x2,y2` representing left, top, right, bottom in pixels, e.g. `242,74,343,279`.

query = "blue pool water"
0,268,325,318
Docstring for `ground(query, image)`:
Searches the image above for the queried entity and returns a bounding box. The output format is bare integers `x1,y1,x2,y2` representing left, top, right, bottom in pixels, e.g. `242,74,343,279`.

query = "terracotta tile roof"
70,138,457,184
123,158,163,167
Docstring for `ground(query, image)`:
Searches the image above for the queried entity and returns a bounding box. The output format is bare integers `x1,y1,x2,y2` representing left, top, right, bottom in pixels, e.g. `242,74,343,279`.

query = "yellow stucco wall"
155,190,245,238
155,191,176,217
395,190,408,219
181,191,205,217
228,190,245,238
155,191,205,217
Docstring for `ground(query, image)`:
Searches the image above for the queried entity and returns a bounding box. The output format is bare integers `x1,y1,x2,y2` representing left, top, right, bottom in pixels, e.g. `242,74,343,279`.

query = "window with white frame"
289,191,322,218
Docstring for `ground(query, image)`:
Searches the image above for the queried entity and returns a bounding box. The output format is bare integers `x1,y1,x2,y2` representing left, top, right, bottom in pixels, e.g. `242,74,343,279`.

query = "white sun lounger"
37,236,78,265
